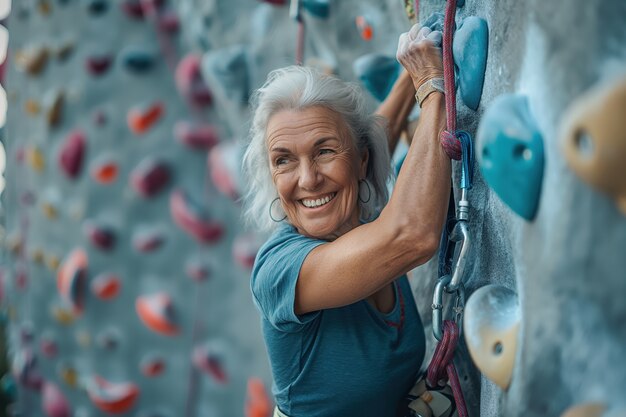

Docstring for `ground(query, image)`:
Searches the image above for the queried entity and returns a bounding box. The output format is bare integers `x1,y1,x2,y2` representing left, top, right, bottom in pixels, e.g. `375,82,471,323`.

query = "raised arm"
374,70,416,154
295,24,451,315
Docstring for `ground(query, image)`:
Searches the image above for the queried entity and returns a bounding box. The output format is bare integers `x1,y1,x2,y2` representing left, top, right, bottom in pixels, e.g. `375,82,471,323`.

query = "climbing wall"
2,0,626,416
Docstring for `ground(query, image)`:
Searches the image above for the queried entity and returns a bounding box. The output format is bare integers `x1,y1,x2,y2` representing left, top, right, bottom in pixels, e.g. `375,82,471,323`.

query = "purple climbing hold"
92,110,107,126
158,10,180,33
42,381,71,417
83,222,116,251
130,158,171,198
85,55,113,76
175,54,212,107
58,130,86,179
121,0,164,19
132,230,165,252
174,121,220,150
169,189,224,245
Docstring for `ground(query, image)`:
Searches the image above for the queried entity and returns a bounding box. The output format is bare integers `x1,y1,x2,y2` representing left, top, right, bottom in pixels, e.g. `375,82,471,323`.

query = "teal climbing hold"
477,94,544,220
422,12,444,32
121,47,157,74
85,0,109,15
301,0,330,19
453,17,488,110
201,45,250,104
353,54,400,102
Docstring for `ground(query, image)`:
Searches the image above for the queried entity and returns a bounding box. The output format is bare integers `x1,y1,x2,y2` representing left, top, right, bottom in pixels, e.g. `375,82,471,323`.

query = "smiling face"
266,106,368,240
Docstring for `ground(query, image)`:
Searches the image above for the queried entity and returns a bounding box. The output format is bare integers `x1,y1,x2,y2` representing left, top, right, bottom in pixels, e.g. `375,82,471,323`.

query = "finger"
397,32,410,57
416,26,432,41
408,24,422,40
426,30,443,46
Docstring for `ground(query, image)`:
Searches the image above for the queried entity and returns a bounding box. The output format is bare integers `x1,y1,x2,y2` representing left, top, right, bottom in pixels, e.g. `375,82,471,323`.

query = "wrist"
414,77,445,108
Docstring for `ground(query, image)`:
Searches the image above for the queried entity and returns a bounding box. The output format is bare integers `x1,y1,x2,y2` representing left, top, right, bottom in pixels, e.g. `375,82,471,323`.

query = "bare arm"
374,70,416,154
295,25,451,315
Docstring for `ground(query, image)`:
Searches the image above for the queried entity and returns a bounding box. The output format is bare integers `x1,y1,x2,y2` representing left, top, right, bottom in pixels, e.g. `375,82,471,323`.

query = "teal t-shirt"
251,224,426,417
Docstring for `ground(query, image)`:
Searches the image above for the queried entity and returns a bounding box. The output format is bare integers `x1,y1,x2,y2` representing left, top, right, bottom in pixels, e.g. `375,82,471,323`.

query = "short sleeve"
251,225,325,333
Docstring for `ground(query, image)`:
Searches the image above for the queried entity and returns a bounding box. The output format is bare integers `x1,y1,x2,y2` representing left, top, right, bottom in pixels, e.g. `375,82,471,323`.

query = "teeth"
303,194,334,208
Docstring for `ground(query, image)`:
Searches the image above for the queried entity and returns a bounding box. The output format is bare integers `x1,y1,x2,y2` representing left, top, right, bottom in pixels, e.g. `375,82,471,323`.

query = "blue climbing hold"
301,0,330,19
477,94,544,220
353,54,400,102
121,47,157,74
85,0,108,15
201,45,250,105
422,12,444,32
457,0,465,7
453,16,488,110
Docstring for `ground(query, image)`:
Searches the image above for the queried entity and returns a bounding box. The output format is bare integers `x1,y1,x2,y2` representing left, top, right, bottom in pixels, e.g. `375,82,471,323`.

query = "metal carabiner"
453,284,465,338
432,274,451,341
446,220,470,293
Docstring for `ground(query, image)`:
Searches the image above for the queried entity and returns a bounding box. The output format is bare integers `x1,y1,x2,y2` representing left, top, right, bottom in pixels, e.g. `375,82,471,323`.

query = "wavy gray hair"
242,65,391,233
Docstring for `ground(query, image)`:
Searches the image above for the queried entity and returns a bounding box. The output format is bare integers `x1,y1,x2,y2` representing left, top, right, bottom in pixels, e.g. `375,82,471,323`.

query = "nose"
298,160,322,191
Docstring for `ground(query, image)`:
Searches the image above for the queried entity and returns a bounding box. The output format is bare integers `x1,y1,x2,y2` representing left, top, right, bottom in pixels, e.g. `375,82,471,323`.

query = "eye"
319,148,335,156
275,157,288,166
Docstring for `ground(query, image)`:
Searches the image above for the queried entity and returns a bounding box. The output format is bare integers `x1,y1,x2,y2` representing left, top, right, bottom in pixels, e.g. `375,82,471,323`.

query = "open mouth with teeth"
300,193,337,208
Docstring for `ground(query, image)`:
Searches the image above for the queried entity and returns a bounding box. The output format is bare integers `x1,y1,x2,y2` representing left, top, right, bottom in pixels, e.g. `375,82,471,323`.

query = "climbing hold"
233,233,263,269
185,260,211,282
27,146,46,173
83,221,116,251
476,94,544,220
1,374,17,401
245,378,273,417
258,0,287,5
121,47,157,74
140,355,165,377
453,17,488,111
38,0,52,15
301,0,330,19
90,159,119,184
85,0,108,15
561,403,606,417
120,0,164,19
46,254,61,272
57,364,79,388
132,230,165,253
130,158,171,198
136,293,179,336
51,306,77,326
170,189,224,245
58,130,86,179
355,16,374,41
208,142,243,200
158,10,180,33
56,41,75,62
353,54,400,101
96,328,119,351
57,248,88,315
25,99,41,115
12,349,43,390
127,102,164,134
44,90,65,127
16,268,28,290
42,381,72,417
464,285,520,390
560,76,626,215
15,46,49,75
31,247,46,264
192,344,228,384
201,45,250,105
91,273,121,300
85,55,113,76
40,336,58,358
86,376,140,414
41,202,58,220
174,121,219,150
92,110,107,126
20,323,35,344
175,54,212,107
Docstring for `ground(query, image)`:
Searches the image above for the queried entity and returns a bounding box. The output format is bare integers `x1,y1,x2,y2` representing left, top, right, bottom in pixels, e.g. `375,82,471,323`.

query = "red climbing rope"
440,0,462,160
426,320,468,417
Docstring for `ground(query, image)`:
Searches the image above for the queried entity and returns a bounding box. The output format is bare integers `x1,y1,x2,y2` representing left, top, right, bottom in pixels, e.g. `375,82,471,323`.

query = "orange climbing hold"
91,161,119,184
135,293,179,336
91,273,121,300
87,376,140,414
356,16,374,41
127,102,164,135
245,378,273,417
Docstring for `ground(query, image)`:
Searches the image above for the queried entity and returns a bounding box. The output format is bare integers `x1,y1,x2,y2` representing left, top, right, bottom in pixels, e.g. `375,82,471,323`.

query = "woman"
243,23,450,417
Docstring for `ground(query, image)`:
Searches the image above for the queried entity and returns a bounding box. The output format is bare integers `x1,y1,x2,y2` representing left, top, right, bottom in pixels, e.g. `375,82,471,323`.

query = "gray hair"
242,65,391,233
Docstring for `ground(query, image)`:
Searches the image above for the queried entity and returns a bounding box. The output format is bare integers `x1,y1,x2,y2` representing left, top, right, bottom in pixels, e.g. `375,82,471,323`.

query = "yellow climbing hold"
59,366,79,388
45,91,64,127
38,0,52,15
27,147,45,173
31,248,45,264
25,99,41,115
15,47,49,76
52,306,76,325
42,202,58,220
46,254,61,271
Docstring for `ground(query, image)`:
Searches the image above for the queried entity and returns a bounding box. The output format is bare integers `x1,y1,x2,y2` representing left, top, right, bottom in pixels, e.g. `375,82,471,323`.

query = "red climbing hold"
42,381,71,417
83,222,116,251
174,121,220,150
86,376,140,414
132,231,164,252
356,16,374,41
136,293,179,336
159,10,180,33
170,189,224,244
185,260,211,282
140,355,165,377
91,273,121,300
192,345,228,384
57,249,88,315
85,55,113,76
40,337,58,358
245,378,273,417
233,233,263,269
59,130,86,179
130,158,170,198
175,54,212,107
127,102,164,135
91,160,118,184
120,0,164,19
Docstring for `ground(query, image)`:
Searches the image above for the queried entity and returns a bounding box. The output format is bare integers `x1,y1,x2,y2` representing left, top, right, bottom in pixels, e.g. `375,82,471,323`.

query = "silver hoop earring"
269,198,286,222
358,180,371,204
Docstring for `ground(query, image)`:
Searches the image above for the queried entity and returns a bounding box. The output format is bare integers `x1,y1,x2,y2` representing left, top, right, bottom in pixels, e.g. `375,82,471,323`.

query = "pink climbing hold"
233,233,263,270
185,260,211,282
175,54,212,107
127,102,164,135
132,230,164,252
85,55,113,76
59,130,86,179
135,293,179,336
140,355,165,377
173,121,220,150
42,381,71,417
40,337,58,358
87,376,140,414
91,273,121,300
192,345,228,384
56,249,88,314
83,222,116,251
169,189,224,245
208,142,242,200
120,0,164,19
130,159,170,198
159,10,180,33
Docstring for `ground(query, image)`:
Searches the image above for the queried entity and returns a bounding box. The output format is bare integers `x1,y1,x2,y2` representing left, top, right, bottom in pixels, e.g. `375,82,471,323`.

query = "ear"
359,148,369,179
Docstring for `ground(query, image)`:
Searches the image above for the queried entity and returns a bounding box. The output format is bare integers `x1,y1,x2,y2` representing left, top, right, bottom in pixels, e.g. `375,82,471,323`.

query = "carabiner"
453,284,465,337
447,220,470,293
432,274,451,341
